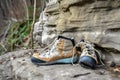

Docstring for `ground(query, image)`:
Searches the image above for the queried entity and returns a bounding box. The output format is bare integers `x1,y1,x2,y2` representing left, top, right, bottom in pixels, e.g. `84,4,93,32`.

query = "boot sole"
31,55,78,66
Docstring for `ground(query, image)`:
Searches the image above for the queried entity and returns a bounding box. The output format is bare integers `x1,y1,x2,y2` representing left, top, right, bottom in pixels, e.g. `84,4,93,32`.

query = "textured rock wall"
34,0,120,52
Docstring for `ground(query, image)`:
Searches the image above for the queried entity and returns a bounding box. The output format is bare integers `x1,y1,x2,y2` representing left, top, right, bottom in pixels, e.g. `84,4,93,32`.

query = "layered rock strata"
33,0,120,64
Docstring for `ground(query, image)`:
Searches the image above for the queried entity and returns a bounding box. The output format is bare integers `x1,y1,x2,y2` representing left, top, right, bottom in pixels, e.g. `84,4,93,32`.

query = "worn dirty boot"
78,40,104,69
31,36,78,65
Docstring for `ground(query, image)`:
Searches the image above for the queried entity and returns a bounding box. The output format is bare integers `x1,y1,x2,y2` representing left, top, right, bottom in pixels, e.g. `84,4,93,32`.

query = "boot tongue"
58,35,75,46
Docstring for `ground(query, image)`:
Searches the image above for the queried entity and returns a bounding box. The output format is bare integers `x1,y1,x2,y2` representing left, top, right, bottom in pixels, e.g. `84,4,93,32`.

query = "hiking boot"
78,40,100,69
31,36,78,65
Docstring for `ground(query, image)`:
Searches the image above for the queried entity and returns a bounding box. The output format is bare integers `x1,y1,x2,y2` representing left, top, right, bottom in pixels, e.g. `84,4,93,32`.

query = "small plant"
7,20,32,51
0,43,7,55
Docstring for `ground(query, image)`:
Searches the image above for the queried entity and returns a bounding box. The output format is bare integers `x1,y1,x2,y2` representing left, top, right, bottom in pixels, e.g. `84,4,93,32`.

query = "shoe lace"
75,40,105,66
94,48,105,66
71,46,77,65
71,42,81,65
46,39,60,56
50,39,60,52
39,37,58,54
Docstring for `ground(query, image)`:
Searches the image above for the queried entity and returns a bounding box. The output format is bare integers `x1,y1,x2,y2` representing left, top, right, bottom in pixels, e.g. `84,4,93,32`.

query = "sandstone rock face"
33,0,120,56
33,1,58,45
58,0,120,51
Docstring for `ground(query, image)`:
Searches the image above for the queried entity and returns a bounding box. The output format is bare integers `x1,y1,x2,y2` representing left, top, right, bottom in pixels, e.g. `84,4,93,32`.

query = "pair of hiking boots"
31,36,104,69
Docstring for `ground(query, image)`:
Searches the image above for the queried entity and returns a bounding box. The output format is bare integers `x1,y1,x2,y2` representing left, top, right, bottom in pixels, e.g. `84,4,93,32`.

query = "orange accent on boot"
58,39,65,57
32,38,77,62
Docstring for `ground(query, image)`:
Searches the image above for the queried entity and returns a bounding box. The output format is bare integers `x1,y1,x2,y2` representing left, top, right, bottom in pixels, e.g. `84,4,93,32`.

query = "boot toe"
79,56,96,69
31,56,45,64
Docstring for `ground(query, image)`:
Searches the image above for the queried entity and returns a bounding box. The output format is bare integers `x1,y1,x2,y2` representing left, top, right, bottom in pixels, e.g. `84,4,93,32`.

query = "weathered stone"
46,2,59,14
12,57,113,80
56,0,120,52
0,50,119,80
33,4,58,45
42,25,56,45
0,50,32,80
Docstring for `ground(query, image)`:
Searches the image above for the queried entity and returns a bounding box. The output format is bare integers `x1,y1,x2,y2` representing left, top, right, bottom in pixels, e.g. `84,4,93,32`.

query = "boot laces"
75,40,105,66
39,37,57,55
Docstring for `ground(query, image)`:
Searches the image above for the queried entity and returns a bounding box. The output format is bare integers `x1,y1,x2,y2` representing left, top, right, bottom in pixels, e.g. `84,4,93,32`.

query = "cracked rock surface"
0,50,120,80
